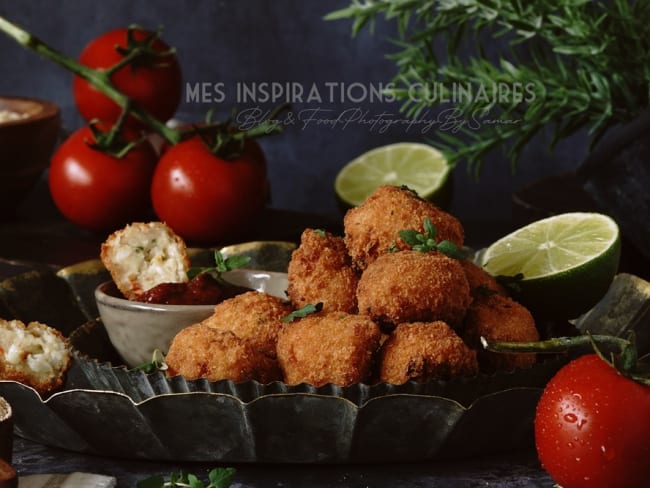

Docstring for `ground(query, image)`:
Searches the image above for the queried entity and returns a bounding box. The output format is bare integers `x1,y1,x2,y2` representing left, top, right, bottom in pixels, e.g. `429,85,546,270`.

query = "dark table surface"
1,179,556,487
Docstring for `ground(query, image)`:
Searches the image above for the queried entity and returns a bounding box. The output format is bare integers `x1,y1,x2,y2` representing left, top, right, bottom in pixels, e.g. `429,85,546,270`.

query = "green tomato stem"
0,15,181,145
481,334,631,354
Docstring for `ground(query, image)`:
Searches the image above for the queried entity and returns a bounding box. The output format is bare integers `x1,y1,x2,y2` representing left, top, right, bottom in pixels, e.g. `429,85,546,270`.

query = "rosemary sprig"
327,0,650,174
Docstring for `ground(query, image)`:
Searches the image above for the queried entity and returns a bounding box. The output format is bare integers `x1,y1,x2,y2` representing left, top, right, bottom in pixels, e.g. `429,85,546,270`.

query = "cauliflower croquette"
461,260,508,298
462,293,539,373
344,185,464,269
0,319,71,396
287,229,359,313
276,312,382,386
379,321,479,384
200,291,292,359
165,323,281,383
356,250,472,328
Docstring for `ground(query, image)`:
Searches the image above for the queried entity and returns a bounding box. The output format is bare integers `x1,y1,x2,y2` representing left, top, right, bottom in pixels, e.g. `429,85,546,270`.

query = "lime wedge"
334,143,451,209
481,212,621,319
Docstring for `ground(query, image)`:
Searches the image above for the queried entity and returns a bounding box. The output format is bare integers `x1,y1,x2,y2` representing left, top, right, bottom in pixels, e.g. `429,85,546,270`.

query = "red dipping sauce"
136,273,249,305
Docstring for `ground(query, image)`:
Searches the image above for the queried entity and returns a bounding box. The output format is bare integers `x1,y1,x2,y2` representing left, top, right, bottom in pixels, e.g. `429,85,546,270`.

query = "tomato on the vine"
535,353,650,488
49,125,158,233
150,136,269,244
73,27,182,126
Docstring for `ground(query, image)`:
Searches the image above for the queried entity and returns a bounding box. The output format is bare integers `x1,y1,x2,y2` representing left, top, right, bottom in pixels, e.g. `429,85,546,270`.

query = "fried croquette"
461,260,508,298
379,321,479,384
276,312,382,386
165,323,281,383
356,250,472,328
461,293,539,373
101,221,190,300
200,291,292,359
287,229,359,313
343,185,464,269
0,319,71,396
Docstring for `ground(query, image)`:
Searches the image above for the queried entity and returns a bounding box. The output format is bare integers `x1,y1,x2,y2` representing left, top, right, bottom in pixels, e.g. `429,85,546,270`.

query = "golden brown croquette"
356,250,472,328
276,312,382,387
379,321,479,384
343,185,464,270
165,323,281,383
287,229,359,313
461,293,539,373
461,259,509,298
200,291,292,359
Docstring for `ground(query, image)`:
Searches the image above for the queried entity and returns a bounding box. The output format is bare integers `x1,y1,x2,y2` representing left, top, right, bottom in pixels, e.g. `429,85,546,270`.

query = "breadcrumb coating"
200,291,292,359
276,312,381,386
462,293,539,373
165,323,281,383
343,185,464,270
287,229,359,313
356,250,472,328
461,260,509,298
379,321,478,384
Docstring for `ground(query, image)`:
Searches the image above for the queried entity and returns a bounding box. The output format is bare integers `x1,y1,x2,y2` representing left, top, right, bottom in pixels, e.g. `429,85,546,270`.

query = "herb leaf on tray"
136,467,236,488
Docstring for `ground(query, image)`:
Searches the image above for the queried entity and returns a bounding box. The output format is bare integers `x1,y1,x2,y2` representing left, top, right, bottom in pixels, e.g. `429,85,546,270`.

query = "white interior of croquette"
0,321,68,375
112,225,189,290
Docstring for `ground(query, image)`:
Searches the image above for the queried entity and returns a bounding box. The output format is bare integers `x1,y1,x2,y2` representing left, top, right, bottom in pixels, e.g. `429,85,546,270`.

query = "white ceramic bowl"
95,270,289,367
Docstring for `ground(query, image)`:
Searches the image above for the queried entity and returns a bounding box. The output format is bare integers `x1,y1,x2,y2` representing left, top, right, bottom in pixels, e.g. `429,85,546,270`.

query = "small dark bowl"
0,96,61,215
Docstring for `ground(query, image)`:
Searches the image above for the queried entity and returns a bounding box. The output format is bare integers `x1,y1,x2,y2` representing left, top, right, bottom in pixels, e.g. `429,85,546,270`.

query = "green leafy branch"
326,0,650,174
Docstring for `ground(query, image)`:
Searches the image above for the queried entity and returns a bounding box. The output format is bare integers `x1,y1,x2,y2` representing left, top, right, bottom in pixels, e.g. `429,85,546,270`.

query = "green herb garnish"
187,250,251,280
137,467,236,488
398,218,466,259
313,229,327,238
282,302,324,322
131,349,167,374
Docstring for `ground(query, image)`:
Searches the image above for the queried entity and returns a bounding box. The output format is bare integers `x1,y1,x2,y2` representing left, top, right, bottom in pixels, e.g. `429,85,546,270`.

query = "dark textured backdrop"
0,1,586,237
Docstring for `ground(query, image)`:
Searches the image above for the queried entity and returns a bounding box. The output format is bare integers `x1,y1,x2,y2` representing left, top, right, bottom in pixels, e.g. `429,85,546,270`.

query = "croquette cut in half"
287,228,359,313
343,185,465,270
200,291,292,359
356,250,472,328
379,321,479,385
101,221,190,300
276,312,382,387
165,323,282,383
0,319,71,396
461,293,540,373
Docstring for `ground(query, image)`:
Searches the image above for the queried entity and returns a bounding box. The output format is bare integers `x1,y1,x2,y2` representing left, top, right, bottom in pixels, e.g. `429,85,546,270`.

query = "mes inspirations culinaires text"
184,81,538,134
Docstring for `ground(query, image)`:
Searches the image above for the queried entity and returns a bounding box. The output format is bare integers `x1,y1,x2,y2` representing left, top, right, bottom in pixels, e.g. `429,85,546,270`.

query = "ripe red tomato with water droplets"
535,354,650,488
150,136,269,244
49,125,158,233
73,27,182,126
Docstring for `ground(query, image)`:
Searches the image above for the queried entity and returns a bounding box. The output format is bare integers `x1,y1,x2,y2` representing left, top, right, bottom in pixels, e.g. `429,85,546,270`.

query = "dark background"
0,0,587,239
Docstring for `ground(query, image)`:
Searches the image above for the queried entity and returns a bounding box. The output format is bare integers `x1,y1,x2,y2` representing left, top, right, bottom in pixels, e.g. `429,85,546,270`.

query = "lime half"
334,143,451,209
481,212,621,319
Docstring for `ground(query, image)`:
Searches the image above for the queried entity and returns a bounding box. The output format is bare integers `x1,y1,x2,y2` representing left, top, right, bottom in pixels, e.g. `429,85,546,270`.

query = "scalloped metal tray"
0,242,567,463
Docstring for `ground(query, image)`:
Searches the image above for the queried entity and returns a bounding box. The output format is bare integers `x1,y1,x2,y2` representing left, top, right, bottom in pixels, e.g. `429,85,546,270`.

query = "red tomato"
535,354,650,488
49,125,158,233
73,28,182,126
150,136,268,244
